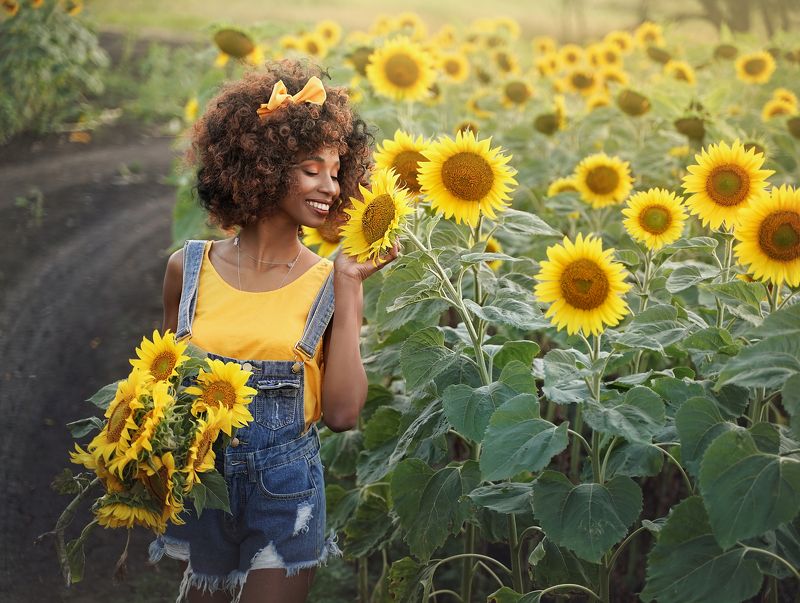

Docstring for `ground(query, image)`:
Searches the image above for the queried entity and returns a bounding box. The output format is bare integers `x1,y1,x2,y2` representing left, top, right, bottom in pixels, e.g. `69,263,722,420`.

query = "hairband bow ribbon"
256,76,326,119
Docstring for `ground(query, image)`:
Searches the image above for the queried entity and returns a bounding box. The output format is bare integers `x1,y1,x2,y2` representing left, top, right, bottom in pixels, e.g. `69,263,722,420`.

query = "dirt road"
0,126,185,601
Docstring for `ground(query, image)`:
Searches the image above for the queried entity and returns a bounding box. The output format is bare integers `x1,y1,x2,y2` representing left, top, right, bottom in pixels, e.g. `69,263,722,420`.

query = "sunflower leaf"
400,327,459,391
675,396,736,477
467,482,534,515
582,386,665,444
66,416,106,438
86,381,120,410
665,263,720,293
196,469,230,514
496,208,562,237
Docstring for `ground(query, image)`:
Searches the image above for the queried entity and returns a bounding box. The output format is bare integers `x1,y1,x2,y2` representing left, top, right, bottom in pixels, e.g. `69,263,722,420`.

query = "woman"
150,59,396,603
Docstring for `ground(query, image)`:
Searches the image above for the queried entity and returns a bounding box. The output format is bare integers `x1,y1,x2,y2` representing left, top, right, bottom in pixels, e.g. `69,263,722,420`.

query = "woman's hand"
333,242,400,283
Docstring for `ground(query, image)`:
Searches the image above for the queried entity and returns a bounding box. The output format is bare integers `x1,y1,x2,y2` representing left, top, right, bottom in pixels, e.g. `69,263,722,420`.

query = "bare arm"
162,249,184,333
320,245,398,432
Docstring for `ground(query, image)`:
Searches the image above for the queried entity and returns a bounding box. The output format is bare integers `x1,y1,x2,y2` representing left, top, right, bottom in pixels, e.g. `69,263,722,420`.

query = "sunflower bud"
534,113,559,136
616,89,650,116
787,117,800,140
674,117,705,142
347,46,373,76
213,28,256,59
713,44,738,60
646,46,672,64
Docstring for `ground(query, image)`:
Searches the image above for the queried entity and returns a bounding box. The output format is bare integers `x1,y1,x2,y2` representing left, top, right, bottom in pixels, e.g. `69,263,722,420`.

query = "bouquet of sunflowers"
48,330,257,585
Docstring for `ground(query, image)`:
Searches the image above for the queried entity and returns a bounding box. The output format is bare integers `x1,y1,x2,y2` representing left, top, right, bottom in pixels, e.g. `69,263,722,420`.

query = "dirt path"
0,127,185,602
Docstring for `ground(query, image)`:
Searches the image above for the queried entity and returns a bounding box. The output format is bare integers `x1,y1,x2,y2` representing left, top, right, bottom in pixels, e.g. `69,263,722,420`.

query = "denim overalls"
149,240,341,602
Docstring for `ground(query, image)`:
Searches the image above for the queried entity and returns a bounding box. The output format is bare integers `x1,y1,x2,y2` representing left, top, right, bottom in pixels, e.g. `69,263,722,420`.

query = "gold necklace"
235,237,304,291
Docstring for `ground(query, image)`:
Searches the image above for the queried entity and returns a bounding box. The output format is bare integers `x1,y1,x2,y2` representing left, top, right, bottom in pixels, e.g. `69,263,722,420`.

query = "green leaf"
665,264,720,293
615,305,686,353
343,494,392,558
701,281,767,309
699,429,800,549
583,386,665,444
747,302,800,338
66,416,105,438
783,374,800,440
460,251,521,265
487,586,524,602
197,469,230,514
675,396,737,477
641,496,762,603
481,395,569,481
387,556,435,603
660,236,719,253
496,208,562,237
755,518,800,579
464,295,548,331
378,260,448,332
679,327,739,355
716,335,800,391
320,430,362,478
467,482,534,515
651,377,706,415
490,340,540,372
362,406,401,450
541,348,591,405
86,381,119,410
400,327,459,392
604,442,664,478
325,485,360,533
391,459,481,561
533,471,642,562
388,398,449,467
529,537,596,590
749,422,780,454
65,539,86,584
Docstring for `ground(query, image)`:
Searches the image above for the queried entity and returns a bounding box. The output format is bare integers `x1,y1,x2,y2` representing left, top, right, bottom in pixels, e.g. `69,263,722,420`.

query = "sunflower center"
393,150,426,192
107,396,134,443
150,352,177,381
767,104,791,117
203,381,237,409
758,210,800,261
362,194,396,244
143,467,169,506
496,52,513,72
384,53,420,88
444,59,461,76
585,166,620,195
707,164,750,207
744,58,766,75
505,82,530,104
675,68,690,81
571,72,594,89
194,431,215,469
560,258,610,310
307,41,320,55
441,152,495,202
639,205,672,234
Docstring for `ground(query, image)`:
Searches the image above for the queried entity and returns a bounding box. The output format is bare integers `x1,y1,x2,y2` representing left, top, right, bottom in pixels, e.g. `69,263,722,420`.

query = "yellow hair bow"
256,76,327,119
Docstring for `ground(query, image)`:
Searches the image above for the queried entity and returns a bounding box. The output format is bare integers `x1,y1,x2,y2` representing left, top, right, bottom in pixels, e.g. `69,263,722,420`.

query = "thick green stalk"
715,231,735,328
507,513,523,592
632,250,654,374
460,443,482,602
569,406,584,481
358,557,369,603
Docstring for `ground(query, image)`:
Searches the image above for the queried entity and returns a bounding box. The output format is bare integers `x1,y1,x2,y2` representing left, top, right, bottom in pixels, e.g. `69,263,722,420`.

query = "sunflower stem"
768,282,781,313
715,230,735,328
632,249,654,373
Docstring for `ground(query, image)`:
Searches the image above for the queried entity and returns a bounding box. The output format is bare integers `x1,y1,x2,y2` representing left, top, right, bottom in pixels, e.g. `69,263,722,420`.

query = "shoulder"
165,247,185,280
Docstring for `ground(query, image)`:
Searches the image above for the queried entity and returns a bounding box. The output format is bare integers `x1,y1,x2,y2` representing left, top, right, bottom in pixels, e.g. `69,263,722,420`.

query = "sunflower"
315,20,342,46
61,0,81,15
213,28,263,67
139,452,184,527
574,153,633,208
600,66,629,86
559,44,584,67
586,92,612,111
664,60,696,85
466,90,494,118
340,168,413,263
590,43,623,69
439,53,470,83
534,233,631,336
714,43,738,60
32,0,44,8
374,130,430,196
2,0,18,16
564,69,601,96
772,88,798,111
734,185,800,286
735,51,776,85
187,358,257,436
535,54,561,77
183,410,223,491
366,36,435,102
418,130,517,227
682,140,774,230
303,213,344,257
634,21,664,48
433,24,456,47
183,97,199,123
455,120,479,136
482,236,504,271
548,177,579,196
70,444,125,493
346,46,373,77
279,35,301,52
533,36,557,55
622,189,688,251
604,30,634,54
395,11,427,40
501,79,534,108
89,368,149,462
298,32,328,59
96,497,165,532
130,330,190,383
761,98,797,122
492,49,520,75
616,88,651,116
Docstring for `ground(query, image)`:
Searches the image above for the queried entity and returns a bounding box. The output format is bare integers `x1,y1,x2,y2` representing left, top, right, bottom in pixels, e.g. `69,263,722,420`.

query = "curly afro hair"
189,59,373,230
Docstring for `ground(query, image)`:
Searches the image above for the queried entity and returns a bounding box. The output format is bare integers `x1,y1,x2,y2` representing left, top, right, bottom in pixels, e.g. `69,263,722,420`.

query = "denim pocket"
257,454,316,500
254,379,301,430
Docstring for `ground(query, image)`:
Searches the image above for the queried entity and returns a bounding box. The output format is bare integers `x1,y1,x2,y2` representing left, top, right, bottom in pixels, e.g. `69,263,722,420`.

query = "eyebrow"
303,156,340,167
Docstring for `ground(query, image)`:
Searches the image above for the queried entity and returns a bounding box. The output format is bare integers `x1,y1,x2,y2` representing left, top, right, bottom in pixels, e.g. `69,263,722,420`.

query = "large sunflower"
418,130,517,227
682,139,774,230
735,51,776,85
734,185,800,286
183,410,223,491
374,130,430,195
340,168,414,263
139,452,184,528
303,214,344,257
130,330,190,383
187,358,257,436
574,153,633,208
89,368,149,463
622,188,688,251
534,233,631,336
365,36,435,102
95,497,165,533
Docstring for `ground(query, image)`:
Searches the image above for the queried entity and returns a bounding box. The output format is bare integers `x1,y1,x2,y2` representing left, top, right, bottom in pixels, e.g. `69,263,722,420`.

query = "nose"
318,173,338,195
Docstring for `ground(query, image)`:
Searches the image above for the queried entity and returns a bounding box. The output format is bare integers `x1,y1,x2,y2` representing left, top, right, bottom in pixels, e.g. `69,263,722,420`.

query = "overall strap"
175,240,207,341
294,269,335,360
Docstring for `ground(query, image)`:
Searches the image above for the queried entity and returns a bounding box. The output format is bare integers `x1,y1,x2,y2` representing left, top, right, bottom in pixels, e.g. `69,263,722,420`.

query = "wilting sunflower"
616,88,651,116
734,185,800,286
346,46,373,77
303,214,344,257
735,51,776,85
315,20,342,46
761,98,797,121
439,53,470,83
664,60,696,85
574,153,633,208
622,188,688,250
366,36,435,102
634,21,664,48
187,358,257,436
130,330,190,383
89,368,149,462
772,88,798,111
501,79,534,108
340,168,413,263
183,410,223,491
547,177,579,196
139,452,184,527
682,139,774,229
418,130,517,227
96,497,165,532
374,130,430,195
534,233,631,336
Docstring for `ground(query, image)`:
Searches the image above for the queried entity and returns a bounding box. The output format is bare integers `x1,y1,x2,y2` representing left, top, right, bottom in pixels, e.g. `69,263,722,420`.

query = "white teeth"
306,201,329,211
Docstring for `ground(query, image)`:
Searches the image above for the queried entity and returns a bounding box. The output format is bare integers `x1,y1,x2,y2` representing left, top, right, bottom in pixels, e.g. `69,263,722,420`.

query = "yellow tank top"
190,241,333,430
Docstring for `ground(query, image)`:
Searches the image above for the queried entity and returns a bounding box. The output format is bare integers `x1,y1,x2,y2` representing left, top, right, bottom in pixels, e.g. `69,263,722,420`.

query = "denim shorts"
149,353,341,602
